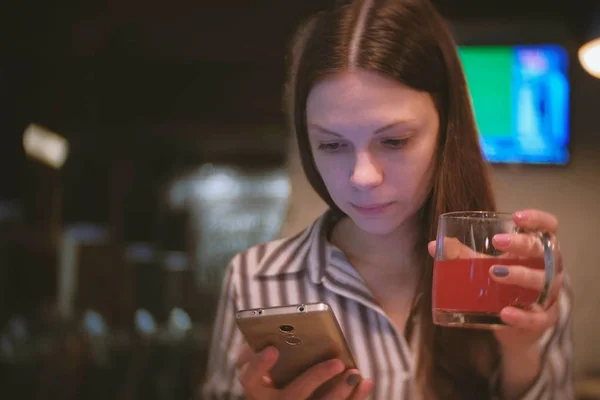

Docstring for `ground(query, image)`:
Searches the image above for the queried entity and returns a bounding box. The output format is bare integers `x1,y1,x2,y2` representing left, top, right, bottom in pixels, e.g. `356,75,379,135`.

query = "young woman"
201,0,573,399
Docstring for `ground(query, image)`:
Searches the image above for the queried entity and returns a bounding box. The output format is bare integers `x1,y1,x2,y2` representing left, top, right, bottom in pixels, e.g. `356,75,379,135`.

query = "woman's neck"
330,214,420,278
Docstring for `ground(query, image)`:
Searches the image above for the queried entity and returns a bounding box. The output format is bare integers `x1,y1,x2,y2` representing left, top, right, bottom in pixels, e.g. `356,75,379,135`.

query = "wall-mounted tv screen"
458,45,570,165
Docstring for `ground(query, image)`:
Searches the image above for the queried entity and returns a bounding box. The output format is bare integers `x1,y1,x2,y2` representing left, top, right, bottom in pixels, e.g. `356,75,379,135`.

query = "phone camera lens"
258,309,263,315
279,325,295,333
298,306,305,312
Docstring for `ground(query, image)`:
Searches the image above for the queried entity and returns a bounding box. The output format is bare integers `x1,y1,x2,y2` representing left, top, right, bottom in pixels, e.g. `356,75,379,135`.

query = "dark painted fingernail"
492,266,509,277
346,373,361,387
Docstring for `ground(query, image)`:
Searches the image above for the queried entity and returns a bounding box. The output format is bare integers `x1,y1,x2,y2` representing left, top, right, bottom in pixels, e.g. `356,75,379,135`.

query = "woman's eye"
317,142,347,153
381,138,409,149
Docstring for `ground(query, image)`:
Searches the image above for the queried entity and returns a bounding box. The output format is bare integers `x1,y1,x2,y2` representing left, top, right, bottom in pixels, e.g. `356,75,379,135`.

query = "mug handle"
535,231,556,307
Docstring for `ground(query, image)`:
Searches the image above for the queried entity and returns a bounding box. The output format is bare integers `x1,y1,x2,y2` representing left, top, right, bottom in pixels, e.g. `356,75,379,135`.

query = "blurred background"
0,0,599,399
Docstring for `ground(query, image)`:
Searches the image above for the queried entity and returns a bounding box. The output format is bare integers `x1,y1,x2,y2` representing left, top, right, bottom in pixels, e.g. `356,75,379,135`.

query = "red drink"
433,257,544,324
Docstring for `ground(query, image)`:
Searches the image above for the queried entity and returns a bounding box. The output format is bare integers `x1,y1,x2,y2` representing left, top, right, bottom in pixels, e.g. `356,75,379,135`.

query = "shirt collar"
254,209,338,282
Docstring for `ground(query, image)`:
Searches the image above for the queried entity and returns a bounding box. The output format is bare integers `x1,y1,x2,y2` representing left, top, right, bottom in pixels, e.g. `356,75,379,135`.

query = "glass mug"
432,211,559,329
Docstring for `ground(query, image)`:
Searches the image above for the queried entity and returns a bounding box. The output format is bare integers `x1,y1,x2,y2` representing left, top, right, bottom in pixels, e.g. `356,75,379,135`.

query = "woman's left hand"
428,209,565,398
488,209,563,351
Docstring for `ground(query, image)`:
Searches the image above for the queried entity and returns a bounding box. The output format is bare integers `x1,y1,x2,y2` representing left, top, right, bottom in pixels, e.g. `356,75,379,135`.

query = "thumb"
427,240,436,257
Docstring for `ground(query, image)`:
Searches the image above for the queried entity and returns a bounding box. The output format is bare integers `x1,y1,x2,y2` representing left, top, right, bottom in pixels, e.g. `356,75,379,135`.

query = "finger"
282,359,345,400
500,302,560,331
321,370,362,400
236,344,264,387
350,378,374,400
490,264,563,295
514,209,559,233
433,237,482,259
428,240,436,257
239,363,249,381
262,375,273,386
490,264,544,290
239,346,279,393
492,232,546,258
236,344,253,369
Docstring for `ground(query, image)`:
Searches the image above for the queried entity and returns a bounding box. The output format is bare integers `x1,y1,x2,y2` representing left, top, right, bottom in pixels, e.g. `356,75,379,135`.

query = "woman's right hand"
237,345,373,399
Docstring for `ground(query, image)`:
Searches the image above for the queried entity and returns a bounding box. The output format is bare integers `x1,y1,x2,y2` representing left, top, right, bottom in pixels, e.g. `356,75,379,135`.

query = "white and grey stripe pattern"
508,277,575,400
200,211,574,400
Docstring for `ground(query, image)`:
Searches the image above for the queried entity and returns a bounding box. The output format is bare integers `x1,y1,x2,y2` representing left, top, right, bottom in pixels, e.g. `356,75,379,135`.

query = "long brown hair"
286,0,500,398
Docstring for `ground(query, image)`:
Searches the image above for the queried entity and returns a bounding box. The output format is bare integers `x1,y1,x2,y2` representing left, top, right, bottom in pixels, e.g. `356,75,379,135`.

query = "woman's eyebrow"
374,120,416,134
309,120,416,137
308,124,343,137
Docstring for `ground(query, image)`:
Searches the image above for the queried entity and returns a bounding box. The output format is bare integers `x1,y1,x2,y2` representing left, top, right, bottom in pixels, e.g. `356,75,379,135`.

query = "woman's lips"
350,202,394,216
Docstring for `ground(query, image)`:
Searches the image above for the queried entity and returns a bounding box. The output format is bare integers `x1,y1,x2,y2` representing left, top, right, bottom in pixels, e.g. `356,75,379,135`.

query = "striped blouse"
200,211,574,400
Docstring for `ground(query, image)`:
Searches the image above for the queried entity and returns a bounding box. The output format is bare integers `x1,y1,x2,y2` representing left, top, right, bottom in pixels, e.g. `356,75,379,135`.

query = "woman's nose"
350,152,383,191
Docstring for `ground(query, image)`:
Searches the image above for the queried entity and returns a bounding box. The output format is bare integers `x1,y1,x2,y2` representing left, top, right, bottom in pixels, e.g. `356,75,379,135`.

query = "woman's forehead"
306,69,437,130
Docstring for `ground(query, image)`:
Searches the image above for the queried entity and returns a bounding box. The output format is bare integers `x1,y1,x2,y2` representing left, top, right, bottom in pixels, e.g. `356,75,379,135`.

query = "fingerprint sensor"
285,336,302,346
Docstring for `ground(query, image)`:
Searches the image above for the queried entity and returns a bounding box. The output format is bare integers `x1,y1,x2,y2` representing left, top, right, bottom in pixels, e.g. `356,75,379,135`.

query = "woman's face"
306,69,440,235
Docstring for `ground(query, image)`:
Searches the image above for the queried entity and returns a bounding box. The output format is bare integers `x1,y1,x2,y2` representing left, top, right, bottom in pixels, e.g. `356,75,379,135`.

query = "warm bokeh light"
22,123,69,169
579,37,600,79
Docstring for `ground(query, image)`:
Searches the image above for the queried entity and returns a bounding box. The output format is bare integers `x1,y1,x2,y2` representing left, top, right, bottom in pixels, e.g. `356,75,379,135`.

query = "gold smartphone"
235,302,357,389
